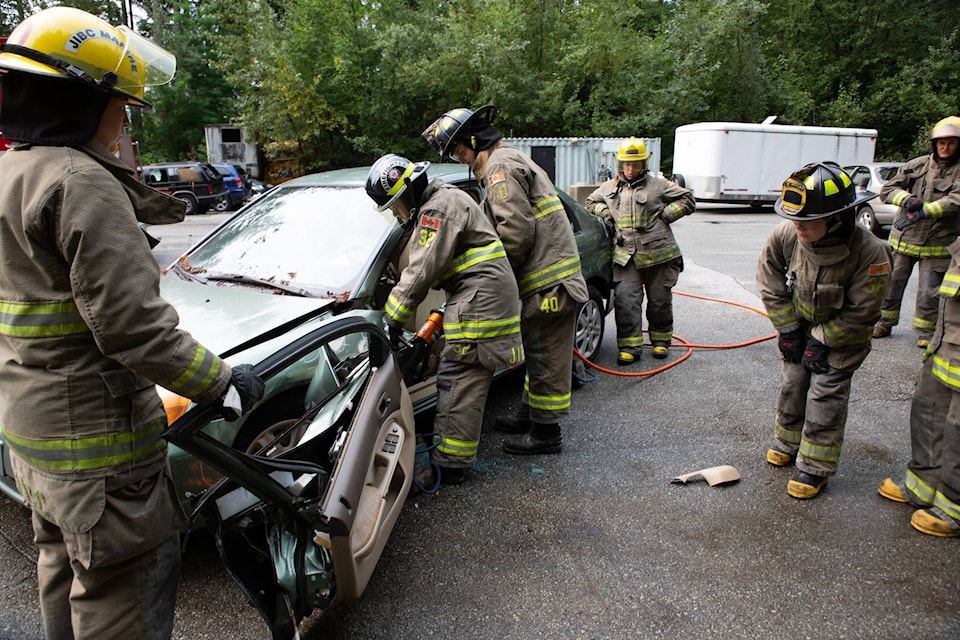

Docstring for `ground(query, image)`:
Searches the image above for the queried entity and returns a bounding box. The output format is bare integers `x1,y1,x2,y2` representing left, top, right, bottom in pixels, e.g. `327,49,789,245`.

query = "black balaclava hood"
469,122,502,153
0,72,109,146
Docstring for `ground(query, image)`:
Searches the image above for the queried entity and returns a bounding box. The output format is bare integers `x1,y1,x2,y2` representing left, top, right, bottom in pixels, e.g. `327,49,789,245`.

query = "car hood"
160,274,337,363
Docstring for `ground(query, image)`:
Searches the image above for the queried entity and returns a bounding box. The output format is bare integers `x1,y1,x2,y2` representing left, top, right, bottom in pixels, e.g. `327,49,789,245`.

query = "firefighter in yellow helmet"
584,137,695,364
757,163,891,499
0,8,263,637
873,116,960,347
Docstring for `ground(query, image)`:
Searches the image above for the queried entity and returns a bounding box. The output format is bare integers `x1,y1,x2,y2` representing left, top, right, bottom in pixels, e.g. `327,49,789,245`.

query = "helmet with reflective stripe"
930,116,960,140
366,154,430,212
774,162,875,221
0,7,176,108
422,105,498,160
616,137,649,162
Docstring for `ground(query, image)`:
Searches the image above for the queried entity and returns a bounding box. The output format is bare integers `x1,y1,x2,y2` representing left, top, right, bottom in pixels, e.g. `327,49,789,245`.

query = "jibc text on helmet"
0,6,176,109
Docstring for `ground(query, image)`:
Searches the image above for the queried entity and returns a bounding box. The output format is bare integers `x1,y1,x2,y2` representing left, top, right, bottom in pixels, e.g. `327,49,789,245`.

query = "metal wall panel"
502,137,661,192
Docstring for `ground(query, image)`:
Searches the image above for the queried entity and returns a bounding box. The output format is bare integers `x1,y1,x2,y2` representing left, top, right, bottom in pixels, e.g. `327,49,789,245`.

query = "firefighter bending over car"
0,8,264,639
757,162,891,499
422,105,588,455
366,154,523,485
872,116,960,348
585,137,695,364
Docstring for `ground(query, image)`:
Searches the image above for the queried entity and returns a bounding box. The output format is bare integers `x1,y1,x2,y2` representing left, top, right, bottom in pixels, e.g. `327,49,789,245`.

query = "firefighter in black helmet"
757,162,892,499
366,154,523,484
422,106,588,456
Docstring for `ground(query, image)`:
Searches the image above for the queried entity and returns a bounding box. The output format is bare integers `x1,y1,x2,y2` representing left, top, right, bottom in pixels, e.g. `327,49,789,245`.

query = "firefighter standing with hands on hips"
584,137,695,364
757,162,891,499
366,154,523,484
0,7,264,639
872,116,960,348
422,105,588,455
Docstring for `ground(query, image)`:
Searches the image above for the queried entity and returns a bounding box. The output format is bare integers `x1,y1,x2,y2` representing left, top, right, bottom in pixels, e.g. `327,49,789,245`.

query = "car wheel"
575,285,606,363
214,196,230,212
241,419,308,456
671,173,686,188
173,191,199,216
856,205,879,235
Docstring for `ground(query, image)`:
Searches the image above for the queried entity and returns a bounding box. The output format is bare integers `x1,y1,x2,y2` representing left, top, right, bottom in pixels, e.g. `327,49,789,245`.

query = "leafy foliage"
1,0,958,169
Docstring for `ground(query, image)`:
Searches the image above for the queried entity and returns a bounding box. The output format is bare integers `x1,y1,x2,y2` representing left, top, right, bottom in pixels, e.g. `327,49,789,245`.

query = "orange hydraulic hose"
575,289,777,378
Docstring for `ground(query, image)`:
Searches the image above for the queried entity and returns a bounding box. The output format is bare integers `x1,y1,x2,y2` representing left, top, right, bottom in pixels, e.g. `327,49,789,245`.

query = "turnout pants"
432,342,496,468
518,283,578,425
878,253,948,335
901,357,960,516
772,360,855,477
613,257,682,349
33,465,183,640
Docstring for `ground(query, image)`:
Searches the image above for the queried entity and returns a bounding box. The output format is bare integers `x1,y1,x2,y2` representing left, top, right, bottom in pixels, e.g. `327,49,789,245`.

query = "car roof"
277,163,471,188
143,161,212,168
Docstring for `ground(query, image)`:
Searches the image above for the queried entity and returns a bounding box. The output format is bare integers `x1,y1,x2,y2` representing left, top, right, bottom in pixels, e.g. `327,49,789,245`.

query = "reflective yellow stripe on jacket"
940,272,960,297
1,419,167,472
517,255,582,297
533,194,564,220
0,300,89,337
932,354,960,391
888,236,951,258
437,240,507,284
444,315,521,341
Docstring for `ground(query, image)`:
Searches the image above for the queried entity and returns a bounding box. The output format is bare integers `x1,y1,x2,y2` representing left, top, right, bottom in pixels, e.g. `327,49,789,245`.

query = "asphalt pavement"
1,207,958,639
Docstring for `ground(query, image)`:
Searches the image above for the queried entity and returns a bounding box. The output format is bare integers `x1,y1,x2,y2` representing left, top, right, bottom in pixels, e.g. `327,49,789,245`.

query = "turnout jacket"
0,141,231,530
385,180,522,357
584,173,695,269
929,238,960,391
757,220,892,371
881,153,960,258
480,141,588,302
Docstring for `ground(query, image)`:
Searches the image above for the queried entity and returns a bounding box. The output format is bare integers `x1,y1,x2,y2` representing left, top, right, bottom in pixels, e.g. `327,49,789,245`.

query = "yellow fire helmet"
0,6,176,109
616,137,649,162
930,116,960,140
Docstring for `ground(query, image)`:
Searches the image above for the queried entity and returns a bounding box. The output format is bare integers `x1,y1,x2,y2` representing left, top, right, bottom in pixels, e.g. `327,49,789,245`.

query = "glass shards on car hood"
164,313,415,639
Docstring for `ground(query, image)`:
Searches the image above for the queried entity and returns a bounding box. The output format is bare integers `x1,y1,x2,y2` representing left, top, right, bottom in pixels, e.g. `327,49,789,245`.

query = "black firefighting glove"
801,338,830,374
388,324,405,348
777,329,805,363
893,196,927,230
220,364,265,421
903,195,924,212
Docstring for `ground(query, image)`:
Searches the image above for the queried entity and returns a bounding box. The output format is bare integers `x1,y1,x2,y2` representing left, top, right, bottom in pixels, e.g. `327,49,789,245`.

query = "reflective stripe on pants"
773,359,854,477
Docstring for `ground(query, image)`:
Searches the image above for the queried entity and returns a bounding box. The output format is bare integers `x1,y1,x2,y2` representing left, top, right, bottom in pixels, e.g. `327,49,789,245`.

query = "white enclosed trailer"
671,120,877,206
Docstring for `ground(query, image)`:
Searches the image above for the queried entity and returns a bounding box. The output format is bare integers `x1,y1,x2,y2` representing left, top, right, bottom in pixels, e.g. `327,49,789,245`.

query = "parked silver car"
844,162,903,237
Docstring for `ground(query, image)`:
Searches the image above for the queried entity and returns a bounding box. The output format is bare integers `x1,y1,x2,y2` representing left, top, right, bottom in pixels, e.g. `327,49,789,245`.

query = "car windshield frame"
178,184,397,299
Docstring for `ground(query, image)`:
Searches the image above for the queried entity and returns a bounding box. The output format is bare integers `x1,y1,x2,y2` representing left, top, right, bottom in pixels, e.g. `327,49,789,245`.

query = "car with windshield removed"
0,162,612,638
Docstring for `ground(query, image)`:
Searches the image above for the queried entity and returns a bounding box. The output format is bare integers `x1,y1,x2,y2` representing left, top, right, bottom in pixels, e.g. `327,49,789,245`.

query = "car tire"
173,191,199,216
575,285,606,363
856,205,880,236
671,173,686,188
214,196,231,212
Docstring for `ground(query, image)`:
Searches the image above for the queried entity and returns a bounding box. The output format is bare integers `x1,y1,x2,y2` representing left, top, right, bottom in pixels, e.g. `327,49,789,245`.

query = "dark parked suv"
141,161,228,215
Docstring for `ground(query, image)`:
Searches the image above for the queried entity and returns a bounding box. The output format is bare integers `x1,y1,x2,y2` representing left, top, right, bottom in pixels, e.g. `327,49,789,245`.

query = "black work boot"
503,422,562,455
494,405,531,434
